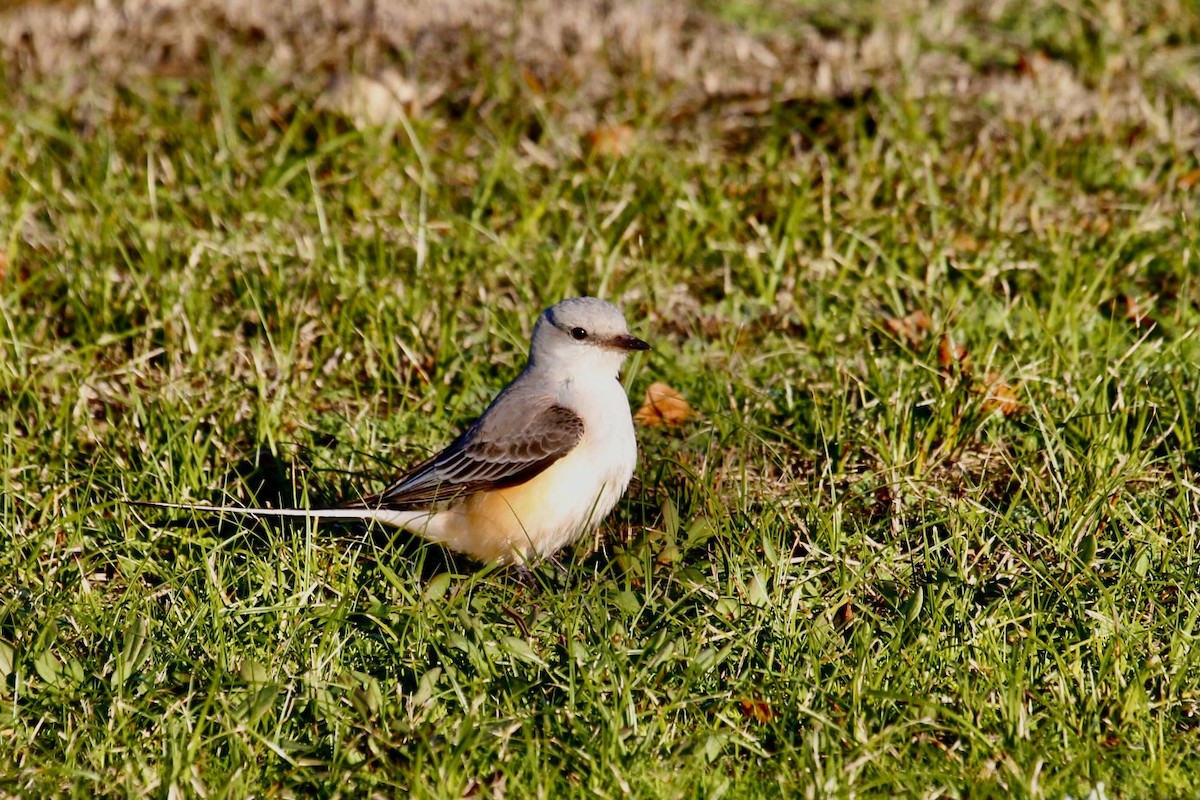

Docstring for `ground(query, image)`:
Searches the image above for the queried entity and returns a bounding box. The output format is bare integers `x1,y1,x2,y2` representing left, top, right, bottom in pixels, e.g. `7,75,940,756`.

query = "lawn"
2,0,1199,796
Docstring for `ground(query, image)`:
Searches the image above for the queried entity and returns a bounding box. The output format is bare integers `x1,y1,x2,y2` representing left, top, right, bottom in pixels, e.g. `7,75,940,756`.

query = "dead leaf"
951,234,980,254
634,382,692,427
1016,52,1038,77
883,309,931,348
1102,294,1156,329
738,698,775,724
0,247,7,282
937,334,970,374
834,601,855,629
870,485,894,522
1178,168,1200,190
520,66,545,96
463,770,506,799
978,372,1024,417
586,124,635,158
1123,294,1152,328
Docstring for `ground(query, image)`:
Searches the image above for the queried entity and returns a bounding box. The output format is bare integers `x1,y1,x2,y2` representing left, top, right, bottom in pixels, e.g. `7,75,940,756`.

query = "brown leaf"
520,66,545,96
1178,168,1200,190
951,234,980,254
586,124,634,158
883,309,931,348
869,485,894,523
0,247,7,282
978,372,1024,417
1103,294,1155,329
834,601,855,629
1099,293,1156,331
634,382,692,427
463,770,506,799
937,334,970,374
738,698,775,724
1016,52,1037,77
1122,294,1153,328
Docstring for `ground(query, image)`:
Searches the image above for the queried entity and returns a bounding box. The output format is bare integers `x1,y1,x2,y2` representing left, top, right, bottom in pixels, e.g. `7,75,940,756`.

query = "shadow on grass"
140,445,686,590
140,445,482,581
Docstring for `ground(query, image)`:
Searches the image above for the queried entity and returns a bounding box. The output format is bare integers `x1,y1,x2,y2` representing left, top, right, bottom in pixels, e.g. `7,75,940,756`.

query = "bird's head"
529,297,649,377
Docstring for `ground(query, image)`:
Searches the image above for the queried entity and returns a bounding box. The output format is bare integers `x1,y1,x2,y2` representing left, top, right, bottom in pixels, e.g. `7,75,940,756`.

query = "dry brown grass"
3,0,1196,144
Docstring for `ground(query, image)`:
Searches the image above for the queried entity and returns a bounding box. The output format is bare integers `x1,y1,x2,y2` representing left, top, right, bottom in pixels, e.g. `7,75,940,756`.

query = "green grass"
2,1,1200,797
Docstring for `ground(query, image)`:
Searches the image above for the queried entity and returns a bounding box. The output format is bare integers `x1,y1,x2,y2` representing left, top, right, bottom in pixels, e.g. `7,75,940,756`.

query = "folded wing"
347,401,585,510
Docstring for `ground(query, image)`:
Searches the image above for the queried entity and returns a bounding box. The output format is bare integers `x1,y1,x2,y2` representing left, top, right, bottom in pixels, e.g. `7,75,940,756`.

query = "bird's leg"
507,555,568,593
510,562,540,589
544,553,568,577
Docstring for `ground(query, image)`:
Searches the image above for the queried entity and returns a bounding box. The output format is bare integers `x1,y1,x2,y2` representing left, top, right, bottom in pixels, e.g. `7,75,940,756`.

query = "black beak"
610,333,651,352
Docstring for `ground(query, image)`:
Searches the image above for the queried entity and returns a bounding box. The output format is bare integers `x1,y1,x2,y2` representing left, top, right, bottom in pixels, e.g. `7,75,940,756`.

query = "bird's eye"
570,327,588,340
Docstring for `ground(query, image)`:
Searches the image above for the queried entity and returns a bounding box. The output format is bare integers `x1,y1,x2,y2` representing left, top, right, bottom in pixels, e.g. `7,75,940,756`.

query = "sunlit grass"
2,2,1200,797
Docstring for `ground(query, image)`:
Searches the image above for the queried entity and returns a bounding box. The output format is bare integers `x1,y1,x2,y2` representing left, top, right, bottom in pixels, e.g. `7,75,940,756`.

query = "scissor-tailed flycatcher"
140,297,650,565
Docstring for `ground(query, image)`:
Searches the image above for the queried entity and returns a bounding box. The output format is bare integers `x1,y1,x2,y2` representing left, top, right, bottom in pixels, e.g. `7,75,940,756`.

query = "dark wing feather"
345,403,584,510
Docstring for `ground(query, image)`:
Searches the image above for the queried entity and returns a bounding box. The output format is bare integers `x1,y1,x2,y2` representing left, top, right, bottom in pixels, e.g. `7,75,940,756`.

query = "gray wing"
347,398,584,510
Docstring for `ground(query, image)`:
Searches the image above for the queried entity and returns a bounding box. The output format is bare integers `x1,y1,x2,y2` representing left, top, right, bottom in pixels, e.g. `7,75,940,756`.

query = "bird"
138,297,650,565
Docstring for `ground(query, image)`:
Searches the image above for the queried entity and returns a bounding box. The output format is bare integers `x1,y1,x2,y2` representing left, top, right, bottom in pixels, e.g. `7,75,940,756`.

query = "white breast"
400,372,639,564
528,372,638,555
